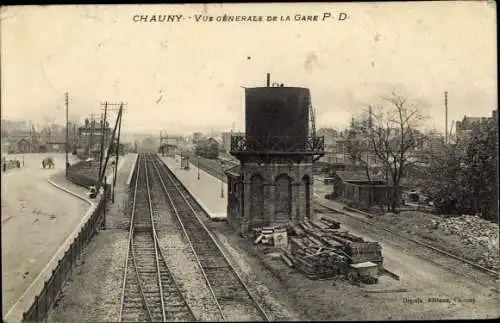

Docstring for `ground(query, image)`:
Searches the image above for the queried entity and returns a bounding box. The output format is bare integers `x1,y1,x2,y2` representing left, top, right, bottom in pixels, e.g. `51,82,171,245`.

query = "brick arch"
275,173,292,223
250,173,265,227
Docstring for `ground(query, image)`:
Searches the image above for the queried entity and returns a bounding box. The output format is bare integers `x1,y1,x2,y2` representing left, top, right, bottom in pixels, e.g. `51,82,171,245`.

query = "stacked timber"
286,216,383,279
253,225,288,246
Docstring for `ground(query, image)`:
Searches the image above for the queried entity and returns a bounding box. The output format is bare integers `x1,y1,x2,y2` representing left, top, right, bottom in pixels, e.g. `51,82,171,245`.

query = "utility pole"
368,105,373,206
445,91,448,145
114,104,123,187
98,102,127,199
89,113,96,158
65,92,69,172
220,160,224,198
73,123,77,154
98,102,108,181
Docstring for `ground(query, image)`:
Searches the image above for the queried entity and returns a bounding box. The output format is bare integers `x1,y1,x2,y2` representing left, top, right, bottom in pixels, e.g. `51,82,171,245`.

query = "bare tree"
345,92,428,212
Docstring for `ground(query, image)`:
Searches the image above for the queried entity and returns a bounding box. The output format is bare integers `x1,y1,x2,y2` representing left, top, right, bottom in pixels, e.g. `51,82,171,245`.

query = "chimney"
266,73,270,87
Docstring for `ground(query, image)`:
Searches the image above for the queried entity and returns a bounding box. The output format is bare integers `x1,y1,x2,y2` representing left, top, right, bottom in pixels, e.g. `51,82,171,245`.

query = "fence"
20,164,110,322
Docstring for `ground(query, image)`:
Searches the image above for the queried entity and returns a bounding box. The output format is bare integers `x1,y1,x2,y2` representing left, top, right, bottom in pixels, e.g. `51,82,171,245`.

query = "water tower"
226,74,325,236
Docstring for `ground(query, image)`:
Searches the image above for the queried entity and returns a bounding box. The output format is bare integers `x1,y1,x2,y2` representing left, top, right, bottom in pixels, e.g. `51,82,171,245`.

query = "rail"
197,154,499,281
150,157,224,320
152,155,270,321
315,202,499,280
120,154,194,322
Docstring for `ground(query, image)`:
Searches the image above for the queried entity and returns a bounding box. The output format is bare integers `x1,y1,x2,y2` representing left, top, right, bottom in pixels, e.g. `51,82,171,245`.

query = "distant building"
455,109,497,141
77,119,111,156
192,132,203,144
332,170,395,209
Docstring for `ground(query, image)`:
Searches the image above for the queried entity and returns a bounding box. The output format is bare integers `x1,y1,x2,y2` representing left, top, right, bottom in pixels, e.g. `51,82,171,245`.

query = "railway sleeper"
163,304,191,310
134,226,153,232
124,296,145,303
122,303,147,309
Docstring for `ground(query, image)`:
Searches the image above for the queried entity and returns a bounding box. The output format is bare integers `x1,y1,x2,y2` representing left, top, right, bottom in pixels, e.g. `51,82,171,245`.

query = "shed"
332,171,391,209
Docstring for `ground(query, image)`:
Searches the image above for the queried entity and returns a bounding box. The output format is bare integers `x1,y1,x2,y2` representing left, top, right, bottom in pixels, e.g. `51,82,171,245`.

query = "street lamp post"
220,160,224,198
197,156,200,180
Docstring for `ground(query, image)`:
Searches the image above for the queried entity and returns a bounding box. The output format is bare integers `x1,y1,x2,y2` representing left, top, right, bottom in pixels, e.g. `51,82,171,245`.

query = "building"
455,109,497,141
160,135,183,156
226,78,325,236
192,132,203,144
77,119,111,157
332,170,391,210
222,131,244,152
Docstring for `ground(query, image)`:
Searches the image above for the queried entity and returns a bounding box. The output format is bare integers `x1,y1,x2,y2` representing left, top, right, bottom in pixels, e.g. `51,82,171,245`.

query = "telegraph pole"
99,102,127,200
65,92,69,173
220,160,224,198
445,91,448,145
98,102,108,182
89,113,96,158
114,103,123,187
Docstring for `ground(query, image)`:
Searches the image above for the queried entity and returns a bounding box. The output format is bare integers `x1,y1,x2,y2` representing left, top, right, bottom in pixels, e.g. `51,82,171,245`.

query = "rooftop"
335,170,385,183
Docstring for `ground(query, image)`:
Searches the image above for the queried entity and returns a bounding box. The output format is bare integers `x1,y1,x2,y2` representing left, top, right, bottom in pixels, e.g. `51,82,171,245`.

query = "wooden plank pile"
253,225,287,246
285,216,383,280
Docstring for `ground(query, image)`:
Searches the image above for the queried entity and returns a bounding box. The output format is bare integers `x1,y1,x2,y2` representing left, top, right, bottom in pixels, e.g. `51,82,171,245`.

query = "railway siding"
152,155,270,321
148,156,223,322
120,155,196,322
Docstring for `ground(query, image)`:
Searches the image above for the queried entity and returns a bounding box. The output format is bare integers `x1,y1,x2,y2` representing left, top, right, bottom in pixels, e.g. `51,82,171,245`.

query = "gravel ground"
314,180,499,271
1,154,89,314
202,212,499,320
34,156,499,322
149,169,224,321
45,154,135,323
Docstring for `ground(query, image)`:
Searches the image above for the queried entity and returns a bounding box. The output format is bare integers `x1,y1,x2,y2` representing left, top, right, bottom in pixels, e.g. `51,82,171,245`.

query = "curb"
126,154,138,186
4,181,99,322
47,178,94,206
382,268,400,281
160,157,227,221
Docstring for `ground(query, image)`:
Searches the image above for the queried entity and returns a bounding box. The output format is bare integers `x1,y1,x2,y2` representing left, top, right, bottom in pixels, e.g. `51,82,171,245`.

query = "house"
77,119,111,157
17,138,33,153
332,170,394,209
455,109,497,142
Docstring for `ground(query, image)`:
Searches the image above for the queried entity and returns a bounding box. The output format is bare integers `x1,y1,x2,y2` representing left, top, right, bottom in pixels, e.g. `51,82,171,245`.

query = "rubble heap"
254,217,384,280
437,214,499,269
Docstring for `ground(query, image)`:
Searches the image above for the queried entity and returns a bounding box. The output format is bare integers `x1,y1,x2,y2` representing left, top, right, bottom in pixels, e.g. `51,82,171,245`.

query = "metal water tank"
245,87,310,152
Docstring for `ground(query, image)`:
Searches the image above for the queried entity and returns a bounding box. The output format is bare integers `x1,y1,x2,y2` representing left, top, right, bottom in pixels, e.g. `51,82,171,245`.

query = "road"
1,153,90,314
313,180,499,319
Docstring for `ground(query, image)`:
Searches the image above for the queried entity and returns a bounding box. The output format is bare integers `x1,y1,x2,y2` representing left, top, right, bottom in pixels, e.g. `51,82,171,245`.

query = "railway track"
194,154,498,282
150,154,270,322
314,202,499,284
119,154,195,322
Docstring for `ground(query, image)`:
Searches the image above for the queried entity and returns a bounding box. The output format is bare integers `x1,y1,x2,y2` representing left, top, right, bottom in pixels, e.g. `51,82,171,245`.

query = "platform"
159,155,227,220
2,153,131,322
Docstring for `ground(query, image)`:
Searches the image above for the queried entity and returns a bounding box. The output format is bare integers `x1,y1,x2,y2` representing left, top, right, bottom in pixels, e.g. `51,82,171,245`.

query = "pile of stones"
437,214,499,269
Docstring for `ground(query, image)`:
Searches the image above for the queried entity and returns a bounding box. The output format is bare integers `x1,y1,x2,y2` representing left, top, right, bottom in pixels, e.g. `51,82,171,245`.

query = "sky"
0,2,497,136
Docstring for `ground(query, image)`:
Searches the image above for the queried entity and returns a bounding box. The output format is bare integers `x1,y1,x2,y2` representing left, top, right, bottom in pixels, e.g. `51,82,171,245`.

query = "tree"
344,92,428,212
422,118,498,222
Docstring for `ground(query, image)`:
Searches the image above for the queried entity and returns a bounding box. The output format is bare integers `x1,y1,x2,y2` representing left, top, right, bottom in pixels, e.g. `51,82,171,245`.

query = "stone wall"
239,161,314,234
